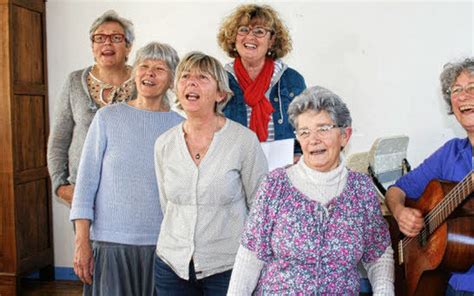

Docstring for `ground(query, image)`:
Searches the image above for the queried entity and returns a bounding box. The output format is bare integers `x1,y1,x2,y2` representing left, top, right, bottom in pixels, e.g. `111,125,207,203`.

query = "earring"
267,50,272,56
233,47,237,52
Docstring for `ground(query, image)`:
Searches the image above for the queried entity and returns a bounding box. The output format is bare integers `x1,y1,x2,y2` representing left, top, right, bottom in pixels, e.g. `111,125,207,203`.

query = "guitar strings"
402,173,470,248
424,172,472,227
401,171,473,249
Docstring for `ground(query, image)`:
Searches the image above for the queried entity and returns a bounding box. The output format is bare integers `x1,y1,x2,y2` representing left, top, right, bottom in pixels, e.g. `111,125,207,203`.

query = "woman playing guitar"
386,58,474,296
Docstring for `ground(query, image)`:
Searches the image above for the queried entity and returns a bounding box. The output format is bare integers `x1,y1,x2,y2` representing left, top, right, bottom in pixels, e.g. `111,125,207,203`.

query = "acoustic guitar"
392,171,474,296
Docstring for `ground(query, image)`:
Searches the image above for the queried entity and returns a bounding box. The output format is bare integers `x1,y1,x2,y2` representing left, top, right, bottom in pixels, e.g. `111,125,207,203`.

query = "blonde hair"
217,4,292,59
175,52,233,114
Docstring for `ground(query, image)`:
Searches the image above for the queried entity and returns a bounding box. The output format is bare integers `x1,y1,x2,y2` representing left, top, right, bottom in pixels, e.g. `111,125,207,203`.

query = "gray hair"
440,58,474,114
174,51,233,115
89,10,135,46
288,86,352,131
132,42,179,83
131,42,179,107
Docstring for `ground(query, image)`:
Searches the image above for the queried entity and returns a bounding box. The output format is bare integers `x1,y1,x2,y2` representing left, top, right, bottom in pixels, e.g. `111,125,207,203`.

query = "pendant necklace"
185,116,220,161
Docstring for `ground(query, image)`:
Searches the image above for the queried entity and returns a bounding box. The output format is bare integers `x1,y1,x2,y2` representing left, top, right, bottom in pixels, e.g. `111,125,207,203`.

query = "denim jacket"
223,61,306,153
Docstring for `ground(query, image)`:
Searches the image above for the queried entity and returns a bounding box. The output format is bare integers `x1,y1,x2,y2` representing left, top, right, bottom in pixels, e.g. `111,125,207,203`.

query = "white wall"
46,0,473,268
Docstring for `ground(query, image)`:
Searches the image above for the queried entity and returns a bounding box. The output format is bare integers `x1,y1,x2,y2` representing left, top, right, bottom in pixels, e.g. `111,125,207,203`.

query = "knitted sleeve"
69,110,106,221
362,245,395,296
227,245,264,295
47,72,75,195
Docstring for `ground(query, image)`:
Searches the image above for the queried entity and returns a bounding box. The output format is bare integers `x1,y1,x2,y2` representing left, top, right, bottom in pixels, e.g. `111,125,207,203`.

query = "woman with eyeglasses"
70,42,183,295
217,4,306,155
385,58,474,296
48,10,134,206
228,86,395,295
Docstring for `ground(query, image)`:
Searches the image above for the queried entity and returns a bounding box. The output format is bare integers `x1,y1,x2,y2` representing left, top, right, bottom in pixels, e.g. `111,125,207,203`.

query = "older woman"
386,58,474,296
153,52,268,295
48,10,134,206
218,4,306,153
70,42,182,295
228,86,394,295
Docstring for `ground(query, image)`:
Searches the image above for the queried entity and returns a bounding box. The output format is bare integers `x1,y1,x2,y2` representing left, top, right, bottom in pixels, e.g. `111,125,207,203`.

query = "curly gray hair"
440,58,474,114
288,86,352,131
89,10,135,47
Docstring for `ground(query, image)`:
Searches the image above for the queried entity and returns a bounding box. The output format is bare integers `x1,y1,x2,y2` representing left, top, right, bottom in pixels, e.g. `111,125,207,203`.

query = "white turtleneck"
227,157,394,296
287,155,348,206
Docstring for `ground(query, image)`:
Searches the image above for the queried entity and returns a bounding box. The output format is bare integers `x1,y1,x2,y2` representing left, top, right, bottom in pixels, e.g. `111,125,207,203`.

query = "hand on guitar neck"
386,186,424,237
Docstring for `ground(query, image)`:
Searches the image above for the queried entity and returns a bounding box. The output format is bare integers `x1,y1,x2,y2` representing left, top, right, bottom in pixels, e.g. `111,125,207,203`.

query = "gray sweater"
47,67,102,195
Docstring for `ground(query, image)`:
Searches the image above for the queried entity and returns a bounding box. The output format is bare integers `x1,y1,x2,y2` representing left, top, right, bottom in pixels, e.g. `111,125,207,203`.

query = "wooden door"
0,0,53,294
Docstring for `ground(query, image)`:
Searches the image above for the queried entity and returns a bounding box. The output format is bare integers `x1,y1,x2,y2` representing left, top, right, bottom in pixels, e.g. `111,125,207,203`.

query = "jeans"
154,255,232,296
446,285,474,296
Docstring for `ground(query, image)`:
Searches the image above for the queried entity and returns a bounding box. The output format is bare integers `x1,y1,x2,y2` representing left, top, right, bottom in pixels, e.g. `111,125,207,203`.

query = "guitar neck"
425,172,473,236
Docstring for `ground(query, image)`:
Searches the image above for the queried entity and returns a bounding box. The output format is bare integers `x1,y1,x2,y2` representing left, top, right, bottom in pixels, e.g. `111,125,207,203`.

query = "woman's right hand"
57,184,75,206
73,220,93,284
385,186,424,237
394,206,424,237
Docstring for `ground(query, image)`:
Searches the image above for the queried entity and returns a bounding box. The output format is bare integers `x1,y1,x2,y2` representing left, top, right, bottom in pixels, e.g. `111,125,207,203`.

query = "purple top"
393,137,473,291
242,168,391,295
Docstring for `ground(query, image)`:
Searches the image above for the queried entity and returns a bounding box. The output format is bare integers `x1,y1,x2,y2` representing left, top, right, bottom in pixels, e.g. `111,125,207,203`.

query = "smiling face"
134,59,172,101
296,110,352,172
235,18,274,64
91,21,131,68
176,68,226,116
451,71,474,136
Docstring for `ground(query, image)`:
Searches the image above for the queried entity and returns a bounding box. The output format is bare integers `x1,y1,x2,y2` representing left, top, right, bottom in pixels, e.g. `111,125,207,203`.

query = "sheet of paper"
261,138,294,171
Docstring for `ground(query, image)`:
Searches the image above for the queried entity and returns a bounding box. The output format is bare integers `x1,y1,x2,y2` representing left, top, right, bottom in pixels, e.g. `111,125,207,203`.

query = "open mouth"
460,104,474,113
141,80,156,87
101,49,116,56
309,149,326,155
185,92,199,101
244,43,257,49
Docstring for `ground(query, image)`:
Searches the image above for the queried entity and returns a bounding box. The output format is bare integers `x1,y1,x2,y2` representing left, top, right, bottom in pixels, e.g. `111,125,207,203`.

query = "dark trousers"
154,255,232,296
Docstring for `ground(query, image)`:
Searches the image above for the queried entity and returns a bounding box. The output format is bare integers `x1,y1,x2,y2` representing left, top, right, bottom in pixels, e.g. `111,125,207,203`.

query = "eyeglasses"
236,26,273,38
296,125,342,139
91,33,125,43
449,83,474,98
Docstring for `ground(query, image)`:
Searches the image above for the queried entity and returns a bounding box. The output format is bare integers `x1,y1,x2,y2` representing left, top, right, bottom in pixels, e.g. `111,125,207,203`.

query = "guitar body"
391,179,474,296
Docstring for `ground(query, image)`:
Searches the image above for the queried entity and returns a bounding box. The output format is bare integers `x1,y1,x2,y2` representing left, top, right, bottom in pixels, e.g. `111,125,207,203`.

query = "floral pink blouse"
241,168,391,295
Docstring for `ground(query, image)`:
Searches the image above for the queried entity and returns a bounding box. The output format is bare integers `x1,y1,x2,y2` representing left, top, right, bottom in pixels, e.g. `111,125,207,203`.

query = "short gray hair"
288,86,352,130
132,42,179,83
174,51,233,115
89,10,135,46
131,42,180,106
440,58,474,114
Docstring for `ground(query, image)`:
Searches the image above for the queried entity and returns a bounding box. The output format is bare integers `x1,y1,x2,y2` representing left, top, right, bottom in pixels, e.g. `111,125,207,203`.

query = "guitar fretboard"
401,171,473,252
424,171,473,236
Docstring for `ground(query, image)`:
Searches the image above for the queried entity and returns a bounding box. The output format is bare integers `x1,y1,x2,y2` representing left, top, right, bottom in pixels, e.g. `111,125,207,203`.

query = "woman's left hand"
73,219,94,284
73,238,94,284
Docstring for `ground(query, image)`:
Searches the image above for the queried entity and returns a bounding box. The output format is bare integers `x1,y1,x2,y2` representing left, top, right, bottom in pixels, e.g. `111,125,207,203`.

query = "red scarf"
234,57,275,142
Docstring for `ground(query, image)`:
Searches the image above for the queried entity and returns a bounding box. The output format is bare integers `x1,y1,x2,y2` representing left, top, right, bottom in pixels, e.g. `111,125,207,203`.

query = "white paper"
261,138,294,171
